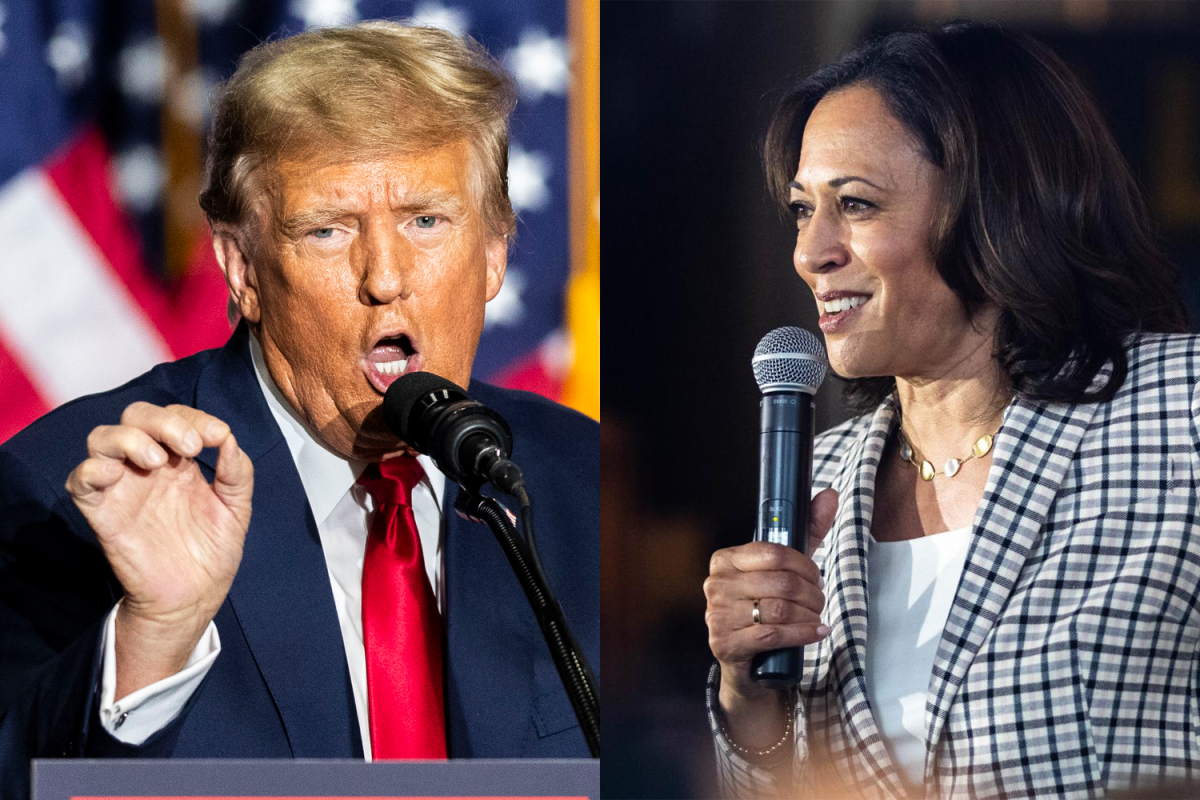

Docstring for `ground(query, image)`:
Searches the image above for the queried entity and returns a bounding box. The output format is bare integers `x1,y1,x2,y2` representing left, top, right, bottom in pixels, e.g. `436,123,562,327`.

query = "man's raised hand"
66,402,253,700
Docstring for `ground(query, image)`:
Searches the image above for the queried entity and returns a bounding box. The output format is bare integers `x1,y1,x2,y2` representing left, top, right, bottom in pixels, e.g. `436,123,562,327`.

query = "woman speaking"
703,21,1198,800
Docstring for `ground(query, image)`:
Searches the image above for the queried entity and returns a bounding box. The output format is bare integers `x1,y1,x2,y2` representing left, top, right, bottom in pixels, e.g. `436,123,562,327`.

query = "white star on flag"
111,145,164,213
46,21,91,90
118,37,165,104
290,0,359,28
508,144,551,214
538,329,573,379
507,28,570,101
485,269,525,329
186,0,239,26
411,2,470,37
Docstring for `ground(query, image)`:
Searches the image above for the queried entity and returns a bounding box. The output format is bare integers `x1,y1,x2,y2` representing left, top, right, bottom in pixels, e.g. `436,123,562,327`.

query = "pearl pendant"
972,434,994,459
901,441,913,461
944,458,961,478
919,460,936,481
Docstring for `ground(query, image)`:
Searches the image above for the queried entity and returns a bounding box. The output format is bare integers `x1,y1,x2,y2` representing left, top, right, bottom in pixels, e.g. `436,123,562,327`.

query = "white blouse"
865,528,971,789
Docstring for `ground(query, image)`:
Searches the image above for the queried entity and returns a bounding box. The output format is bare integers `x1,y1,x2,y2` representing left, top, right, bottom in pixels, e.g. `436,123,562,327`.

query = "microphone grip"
751,392,815,689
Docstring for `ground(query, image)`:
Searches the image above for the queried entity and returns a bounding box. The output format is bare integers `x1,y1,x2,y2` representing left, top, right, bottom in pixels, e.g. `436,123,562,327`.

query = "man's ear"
212,230,261,324
484,234,508,302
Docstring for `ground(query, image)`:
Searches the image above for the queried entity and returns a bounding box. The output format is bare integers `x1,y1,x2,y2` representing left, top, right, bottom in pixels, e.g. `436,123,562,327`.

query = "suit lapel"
194,327,358,757
824,398,907,800
923,392,1100,776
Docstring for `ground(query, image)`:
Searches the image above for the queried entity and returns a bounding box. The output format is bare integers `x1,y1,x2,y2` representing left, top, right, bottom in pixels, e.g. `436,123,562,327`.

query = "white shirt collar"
247,332,446,527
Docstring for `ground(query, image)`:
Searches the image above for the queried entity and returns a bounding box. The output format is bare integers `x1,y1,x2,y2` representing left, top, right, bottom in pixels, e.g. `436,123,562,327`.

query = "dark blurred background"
600,1,1200,797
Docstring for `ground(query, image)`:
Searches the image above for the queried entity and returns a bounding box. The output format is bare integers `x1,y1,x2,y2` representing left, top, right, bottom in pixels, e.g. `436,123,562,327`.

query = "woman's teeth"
822,295,869,314
376,359,408,376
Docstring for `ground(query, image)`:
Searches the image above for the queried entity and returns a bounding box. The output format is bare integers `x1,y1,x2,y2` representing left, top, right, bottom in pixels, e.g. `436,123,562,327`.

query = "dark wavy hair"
764,20,1188,412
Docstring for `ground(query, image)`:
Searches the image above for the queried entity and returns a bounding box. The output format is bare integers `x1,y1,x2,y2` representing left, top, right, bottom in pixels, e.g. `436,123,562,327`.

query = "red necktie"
357,457,447,760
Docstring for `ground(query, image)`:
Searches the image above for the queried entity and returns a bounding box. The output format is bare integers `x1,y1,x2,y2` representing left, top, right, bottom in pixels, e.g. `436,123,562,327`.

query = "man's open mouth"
364,333,421,391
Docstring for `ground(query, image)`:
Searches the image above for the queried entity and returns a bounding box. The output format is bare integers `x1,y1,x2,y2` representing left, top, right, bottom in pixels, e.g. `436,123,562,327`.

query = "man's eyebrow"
392,189,466,214
280,208,352,238
788,176,887,193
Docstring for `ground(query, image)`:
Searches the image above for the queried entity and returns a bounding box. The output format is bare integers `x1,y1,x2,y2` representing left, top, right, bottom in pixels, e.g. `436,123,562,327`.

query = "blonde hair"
199,21,517,243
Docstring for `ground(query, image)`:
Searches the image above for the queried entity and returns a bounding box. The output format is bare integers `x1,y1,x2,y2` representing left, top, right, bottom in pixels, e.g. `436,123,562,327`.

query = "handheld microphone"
750,327,828,689
383,372,523,494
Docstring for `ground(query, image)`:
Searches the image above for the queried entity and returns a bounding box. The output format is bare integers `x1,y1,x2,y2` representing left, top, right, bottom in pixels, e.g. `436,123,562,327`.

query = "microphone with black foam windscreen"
750,326,828,688
382,371,524,495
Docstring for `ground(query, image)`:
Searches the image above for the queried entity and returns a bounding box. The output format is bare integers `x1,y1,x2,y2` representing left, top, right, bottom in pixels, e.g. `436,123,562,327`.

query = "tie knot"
358,457,425,507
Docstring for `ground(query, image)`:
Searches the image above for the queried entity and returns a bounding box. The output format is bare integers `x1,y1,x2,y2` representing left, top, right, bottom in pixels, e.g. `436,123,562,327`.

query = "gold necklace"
897,427,997,481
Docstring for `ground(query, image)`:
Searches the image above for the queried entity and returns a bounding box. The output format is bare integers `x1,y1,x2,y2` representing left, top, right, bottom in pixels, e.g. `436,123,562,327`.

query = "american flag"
0,0,597,444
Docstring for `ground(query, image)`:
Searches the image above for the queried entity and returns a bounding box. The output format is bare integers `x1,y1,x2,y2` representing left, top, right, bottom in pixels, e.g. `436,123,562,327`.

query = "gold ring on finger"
752,599,762,625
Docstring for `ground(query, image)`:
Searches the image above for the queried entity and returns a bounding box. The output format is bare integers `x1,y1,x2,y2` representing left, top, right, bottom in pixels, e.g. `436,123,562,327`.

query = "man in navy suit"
0,21,596,796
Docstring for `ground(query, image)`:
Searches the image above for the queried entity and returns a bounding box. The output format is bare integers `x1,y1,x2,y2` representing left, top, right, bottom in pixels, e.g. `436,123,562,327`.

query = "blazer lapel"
824,398,908,800
923,392,1100,778
193,327,359,757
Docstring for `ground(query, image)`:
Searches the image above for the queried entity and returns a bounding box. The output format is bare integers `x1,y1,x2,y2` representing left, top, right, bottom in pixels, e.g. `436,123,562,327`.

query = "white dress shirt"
98,333,446,760
864,528,971,789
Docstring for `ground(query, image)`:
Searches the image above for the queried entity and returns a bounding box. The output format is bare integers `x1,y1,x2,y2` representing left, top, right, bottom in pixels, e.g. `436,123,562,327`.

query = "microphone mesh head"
752,327,827,394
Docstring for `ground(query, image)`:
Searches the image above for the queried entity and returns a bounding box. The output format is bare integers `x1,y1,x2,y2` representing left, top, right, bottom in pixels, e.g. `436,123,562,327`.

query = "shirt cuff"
98,600,221,745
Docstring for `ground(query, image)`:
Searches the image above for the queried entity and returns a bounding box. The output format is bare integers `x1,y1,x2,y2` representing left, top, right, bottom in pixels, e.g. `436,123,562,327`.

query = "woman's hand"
704,488,838,745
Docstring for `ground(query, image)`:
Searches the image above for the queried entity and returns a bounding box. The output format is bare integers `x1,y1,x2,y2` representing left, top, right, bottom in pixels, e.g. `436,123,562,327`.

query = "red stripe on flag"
44,129,176,350
172,231,235,356
0,337,50,443
43,128,231,359
489,352,564,401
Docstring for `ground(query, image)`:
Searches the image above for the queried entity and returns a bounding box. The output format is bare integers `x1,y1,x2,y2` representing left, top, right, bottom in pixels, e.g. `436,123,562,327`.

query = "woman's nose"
793,207,850,277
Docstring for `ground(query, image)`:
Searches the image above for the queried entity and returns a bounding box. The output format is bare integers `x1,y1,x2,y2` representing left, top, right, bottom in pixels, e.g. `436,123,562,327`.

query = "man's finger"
808,487,839,549
212,433,254,520
66,458,126,504
87,425,171,470
119,403,205,457
164,405,232,448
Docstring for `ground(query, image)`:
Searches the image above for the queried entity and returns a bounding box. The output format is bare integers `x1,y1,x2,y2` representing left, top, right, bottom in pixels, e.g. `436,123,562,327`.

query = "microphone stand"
454,488,601,758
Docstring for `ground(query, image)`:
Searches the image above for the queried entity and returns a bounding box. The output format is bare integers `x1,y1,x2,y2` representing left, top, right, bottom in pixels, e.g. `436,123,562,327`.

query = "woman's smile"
815,292,872,332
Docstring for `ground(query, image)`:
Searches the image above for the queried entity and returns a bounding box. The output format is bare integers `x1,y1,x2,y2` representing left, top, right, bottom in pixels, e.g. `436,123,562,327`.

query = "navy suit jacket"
0,325,598,795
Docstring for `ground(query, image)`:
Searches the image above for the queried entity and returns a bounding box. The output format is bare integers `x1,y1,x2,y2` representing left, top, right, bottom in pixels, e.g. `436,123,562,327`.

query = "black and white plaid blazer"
709,332,1200,799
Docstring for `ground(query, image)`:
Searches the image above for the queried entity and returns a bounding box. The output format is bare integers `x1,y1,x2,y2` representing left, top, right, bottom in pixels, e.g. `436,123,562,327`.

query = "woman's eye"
415,215,439,229
789,202,812,221
841,197,873,213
